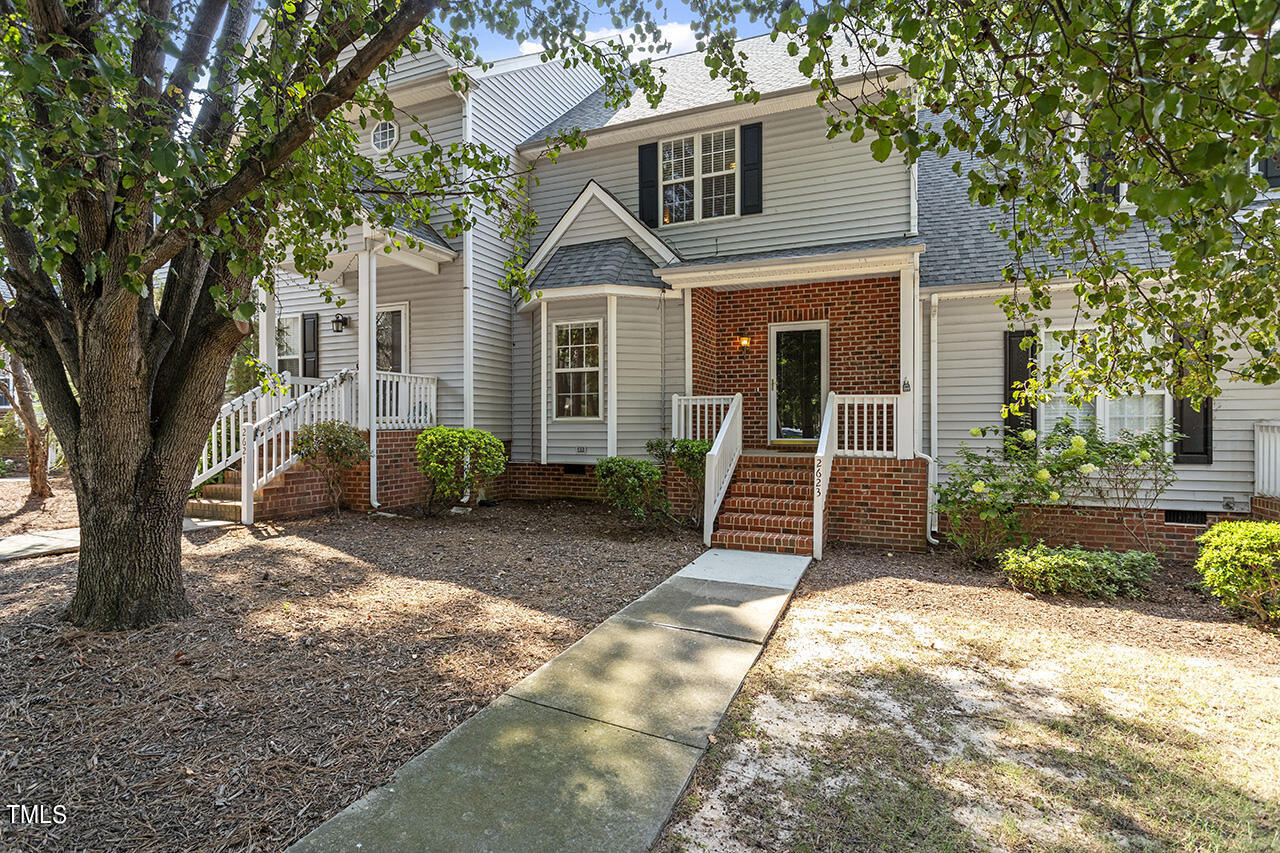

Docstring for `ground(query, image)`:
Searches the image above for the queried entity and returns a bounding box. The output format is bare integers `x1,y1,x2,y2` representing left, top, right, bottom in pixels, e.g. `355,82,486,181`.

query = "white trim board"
517,284,677,313
524,180,680,274
658,246,925,290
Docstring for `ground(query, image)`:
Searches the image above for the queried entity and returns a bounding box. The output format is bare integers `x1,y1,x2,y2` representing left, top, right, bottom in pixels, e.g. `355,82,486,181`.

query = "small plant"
415,426,507,513
1000,544,1157,600
595,456,668,521
648,437,711,526
294,421,369,515
0,458,13,477
1195,521,1280,623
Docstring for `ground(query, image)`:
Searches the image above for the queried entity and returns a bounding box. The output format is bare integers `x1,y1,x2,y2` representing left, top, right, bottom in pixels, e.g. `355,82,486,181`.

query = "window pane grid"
660,127,737,224
553,321,602,419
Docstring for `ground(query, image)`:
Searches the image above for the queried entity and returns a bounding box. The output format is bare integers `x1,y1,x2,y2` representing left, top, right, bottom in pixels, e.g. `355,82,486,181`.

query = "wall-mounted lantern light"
331,313,350,333
737,334,752,349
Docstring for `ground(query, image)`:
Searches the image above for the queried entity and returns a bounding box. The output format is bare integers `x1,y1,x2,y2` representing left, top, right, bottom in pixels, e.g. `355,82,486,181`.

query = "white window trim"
376,301,411,374
277,313,302,376
552,318,605,422
370,119,399,154
1037,328,1172,441
1078,152,1134,211
767,320,829,445
659,125,740,227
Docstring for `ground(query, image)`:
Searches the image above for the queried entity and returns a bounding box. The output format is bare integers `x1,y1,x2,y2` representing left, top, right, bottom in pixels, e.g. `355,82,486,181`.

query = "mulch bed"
0,501,702,851
0,476,78,538
801,544,1279,662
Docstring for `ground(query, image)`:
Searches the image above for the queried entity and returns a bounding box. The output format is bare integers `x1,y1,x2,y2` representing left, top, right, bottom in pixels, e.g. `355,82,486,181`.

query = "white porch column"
257,285,277,372
897,265,917,459
683,287,693,396
357,245,378,431
607,294,618,457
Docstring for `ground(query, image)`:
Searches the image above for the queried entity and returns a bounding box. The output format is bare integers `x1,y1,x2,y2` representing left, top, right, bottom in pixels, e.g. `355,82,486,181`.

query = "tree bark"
2,355,52,498
64,470,194,629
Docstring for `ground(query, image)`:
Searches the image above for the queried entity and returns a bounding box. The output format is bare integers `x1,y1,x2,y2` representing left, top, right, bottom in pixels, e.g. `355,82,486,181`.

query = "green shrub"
295,421,369,515
1195,521,1280,623
595,456,668,521
0,413,25,460
999,544,1157,600
0,457,12,477
415,426,507,513
647,437,711,525
937,420,1180,566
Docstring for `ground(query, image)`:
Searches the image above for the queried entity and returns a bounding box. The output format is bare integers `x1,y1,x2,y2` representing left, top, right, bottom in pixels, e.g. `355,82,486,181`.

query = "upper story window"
661,127,737,225
1085,149,1125,205
371,120,398,154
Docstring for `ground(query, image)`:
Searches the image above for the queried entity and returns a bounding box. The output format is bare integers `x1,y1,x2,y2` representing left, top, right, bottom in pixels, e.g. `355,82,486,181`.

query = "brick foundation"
1252,496,1280,523
825,457,930,551
690,276,901,448
494,461,602,501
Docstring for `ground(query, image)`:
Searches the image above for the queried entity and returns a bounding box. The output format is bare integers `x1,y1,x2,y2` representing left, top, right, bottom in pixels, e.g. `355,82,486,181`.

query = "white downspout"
458,89,475,429
920,291,940,544
368,244,381,509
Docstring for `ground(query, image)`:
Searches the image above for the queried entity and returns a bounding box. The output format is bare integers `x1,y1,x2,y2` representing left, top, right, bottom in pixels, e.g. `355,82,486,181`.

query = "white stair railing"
1256,421,1280,498
673,394,738,442
373,371,438,430
813,392,838,560
834,394,900,458
241,369,357,524
192,377,293,489
702,393,744,546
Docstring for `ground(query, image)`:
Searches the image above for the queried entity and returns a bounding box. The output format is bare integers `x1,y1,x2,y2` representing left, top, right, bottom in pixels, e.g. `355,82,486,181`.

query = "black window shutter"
740,122,763,215
1174,397,1212,464
1003,330,1038,452
302,312,320,378
638,143,659,227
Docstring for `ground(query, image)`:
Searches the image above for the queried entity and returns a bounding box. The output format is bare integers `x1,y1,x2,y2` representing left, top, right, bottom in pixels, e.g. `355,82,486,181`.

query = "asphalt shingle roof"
523,34,897,146
532,238,662,290
356,179,454,253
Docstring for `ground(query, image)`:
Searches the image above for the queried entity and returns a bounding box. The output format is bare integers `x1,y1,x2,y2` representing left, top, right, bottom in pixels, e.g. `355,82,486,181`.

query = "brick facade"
690,276,901,448
824,457,930,551
1252,496,1280,523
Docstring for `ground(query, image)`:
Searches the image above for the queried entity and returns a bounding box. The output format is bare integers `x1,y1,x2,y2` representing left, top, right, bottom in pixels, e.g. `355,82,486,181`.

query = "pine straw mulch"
660,546,1280,852
0,476,78,538
0,501,702,852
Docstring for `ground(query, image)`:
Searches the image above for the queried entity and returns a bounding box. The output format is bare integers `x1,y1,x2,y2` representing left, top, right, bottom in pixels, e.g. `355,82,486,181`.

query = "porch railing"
372,370,437,430
673,394,738,442
812,392,839,560
241,369,357,524
193,375,303,489
702,393,744,546
1257,421,1280,498
834,394,900,458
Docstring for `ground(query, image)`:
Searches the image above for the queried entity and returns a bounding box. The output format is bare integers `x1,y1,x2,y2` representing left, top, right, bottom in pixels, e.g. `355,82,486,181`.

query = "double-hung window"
1039,330,1168,438
277,315,302,376
553,320,602,419
661,127,737,225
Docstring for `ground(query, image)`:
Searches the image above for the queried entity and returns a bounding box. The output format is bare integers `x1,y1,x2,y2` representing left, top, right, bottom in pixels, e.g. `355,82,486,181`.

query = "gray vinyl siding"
926,293,1280,512
467,60,604,439
510,292,683,463
270,260,467,428
528,105,913,260
548,197,654,251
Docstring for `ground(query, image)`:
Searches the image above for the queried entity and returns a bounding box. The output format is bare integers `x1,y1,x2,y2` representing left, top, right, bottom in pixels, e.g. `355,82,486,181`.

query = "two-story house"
197,34,1280,558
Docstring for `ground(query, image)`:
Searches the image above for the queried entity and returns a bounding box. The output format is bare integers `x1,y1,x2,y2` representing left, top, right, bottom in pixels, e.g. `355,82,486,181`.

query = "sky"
466,6,769,64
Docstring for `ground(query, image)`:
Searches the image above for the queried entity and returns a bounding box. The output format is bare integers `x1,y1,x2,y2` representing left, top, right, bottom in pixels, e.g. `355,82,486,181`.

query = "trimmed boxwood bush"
595,456,668,521
999,544,1157,600
294,421,369,515
415,427,506,512
1196,521,1280,623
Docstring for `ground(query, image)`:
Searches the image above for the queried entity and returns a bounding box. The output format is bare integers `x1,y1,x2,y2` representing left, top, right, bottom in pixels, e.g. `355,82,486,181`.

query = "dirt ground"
660,545,1280,853
0,501,702,852
0,476,78,537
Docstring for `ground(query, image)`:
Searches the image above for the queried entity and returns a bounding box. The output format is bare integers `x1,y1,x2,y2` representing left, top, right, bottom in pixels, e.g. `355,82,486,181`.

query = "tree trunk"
2,355,52,498
64,460,195,629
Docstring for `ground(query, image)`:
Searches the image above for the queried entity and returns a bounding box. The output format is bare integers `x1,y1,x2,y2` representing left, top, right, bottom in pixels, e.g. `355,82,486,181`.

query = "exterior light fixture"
331,313,350,333
738,335,752,348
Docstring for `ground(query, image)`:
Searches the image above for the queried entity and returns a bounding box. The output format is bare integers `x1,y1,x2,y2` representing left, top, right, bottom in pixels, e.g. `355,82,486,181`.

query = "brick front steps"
710,453,816,555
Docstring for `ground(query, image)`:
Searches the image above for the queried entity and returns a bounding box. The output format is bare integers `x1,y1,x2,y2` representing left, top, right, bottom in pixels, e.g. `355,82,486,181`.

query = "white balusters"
702,394,744,547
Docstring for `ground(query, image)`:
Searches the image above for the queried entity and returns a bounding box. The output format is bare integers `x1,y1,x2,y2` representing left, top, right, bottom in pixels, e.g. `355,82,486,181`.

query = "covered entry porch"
657,244,929,557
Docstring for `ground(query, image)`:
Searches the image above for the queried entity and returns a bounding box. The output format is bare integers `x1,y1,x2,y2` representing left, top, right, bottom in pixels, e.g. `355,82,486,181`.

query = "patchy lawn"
0,476,77,537
0,501,701,852
660,546,1280,853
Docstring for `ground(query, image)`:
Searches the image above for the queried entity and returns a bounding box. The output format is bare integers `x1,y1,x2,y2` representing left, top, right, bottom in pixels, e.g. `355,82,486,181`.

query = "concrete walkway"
0,517,232,563
288,548,811,853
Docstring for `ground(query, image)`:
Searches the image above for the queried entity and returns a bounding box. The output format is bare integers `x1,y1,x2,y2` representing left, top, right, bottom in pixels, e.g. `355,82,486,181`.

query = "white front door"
768,321,828,444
